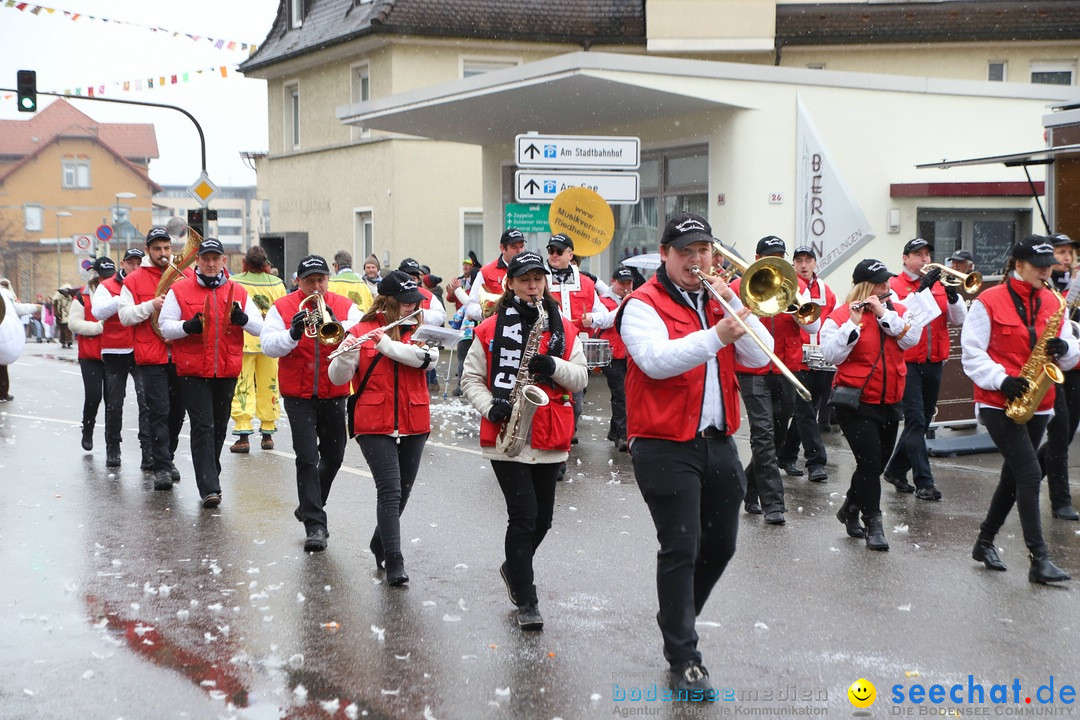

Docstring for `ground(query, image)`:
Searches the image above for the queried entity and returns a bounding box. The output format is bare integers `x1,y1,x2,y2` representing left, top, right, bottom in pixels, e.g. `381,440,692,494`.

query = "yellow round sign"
547,187,615,258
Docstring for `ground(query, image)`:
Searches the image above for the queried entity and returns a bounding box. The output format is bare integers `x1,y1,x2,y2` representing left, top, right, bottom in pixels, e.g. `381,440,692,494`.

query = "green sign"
504,203,550,234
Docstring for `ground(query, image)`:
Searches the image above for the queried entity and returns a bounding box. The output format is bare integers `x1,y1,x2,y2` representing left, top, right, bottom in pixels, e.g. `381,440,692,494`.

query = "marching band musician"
462,229,526,322
159,238,263,508
118,227,189,491
596,267,635,452
820,259,921,551
70,264,106,453
328,271,439,586
617,213,773,697
884,238,967,501
962,236,1078,584
261,255,362,552
780,245,836,482
461,251,588,631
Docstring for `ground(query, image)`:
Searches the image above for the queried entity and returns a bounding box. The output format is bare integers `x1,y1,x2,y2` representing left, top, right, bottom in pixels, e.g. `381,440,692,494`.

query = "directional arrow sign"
515,134,640,169
515,171,640,204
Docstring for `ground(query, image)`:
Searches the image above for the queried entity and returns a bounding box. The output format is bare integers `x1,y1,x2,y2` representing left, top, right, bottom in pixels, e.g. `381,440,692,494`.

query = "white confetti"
423,706,438,720
422,601,437,607
344,703,359,720
208,690,227,701
289,653,305,669
591,693,602,701
296,592,306,602
893,524,910,534
495,687,510,697
320,699,341,713
324,585,332,592
158,584,172,597
754,622,769,630
458,598,468,611
132,624,154,637
897,604,912,612
829,547,839,552
454,564,469,570
371,625,385,641
143,582,157,595
696,621,721,627
381,688,400,696
294,684,308,698
395,652,410,660
23,689,34,696
81,670,94,680
443,614,461,622
176,609,190,621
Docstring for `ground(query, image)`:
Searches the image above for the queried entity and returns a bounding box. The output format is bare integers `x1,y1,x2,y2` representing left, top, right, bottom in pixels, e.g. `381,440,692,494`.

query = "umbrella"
620,253,661,271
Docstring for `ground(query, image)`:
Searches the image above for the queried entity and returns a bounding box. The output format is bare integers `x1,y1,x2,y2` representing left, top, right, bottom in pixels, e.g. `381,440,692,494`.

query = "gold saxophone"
495,296,551,457
151,224,202,339
1005,281,1067,423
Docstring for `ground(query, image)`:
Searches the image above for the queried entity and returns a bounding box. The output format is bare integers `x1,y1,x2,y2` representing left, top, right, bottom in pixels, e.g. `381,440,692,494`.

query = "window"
1031,62,1075,85
62,159,90,188
461,58,520,78
217,209,243,219
290,0,304,29
284,83,300,150
988,62,1006,82
917,208,1031,273
217,226,242,236
463,211,483,261
354,209,373,263
806,63,826,71
24,205,43,232
350,63,370,140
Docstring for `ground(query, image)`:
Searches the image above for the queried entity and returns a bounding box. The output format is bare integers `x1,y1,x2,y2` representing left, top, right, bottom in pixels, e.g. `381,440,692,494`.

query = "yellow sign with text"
547,187,614,258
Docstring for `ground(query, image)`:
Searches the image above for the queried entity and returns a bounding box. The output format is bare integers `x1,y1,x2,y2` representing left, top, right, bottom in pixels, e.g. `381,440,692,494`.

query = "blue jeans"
885,361,942,489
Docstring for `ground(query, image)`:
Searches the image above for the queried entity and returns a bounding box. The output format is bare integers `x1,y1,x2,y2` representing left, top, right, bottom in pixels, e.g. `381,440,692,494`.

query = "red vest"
624,276,741,441
473,313,578,451
797,277,838,370
273,290,355,399
972,278,1060,412
596,295,627,360
419,286,434,310
347,317,431,436
124,264,173,366
551,269,598,335
99,275,134,351
730,275,804,374
75,289,102,361
480,259,507,295
828,302,909,405
169,277,248,379
890,273,951,364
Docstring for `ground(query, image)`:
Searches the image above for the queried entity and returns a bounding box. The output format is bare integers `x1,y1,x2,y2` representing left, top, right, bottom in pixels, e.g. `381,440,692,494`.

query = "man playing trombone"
884,238,968,501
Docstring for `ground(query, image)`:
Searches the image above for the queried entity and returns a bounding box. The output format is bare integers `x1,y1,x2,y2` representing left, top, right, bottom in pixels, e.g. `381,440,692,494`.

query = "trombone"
690,265,812,402
713,243,819,322
922,263,982,294
298,292,345,345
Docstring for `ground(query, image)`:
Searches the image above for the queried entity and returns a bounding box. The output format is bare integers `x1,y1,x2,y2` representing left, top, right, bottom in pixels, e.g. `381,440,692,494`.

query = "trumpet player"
159,239,264,509
462,229,526,322
461,251,588,631
961,236,1077,583
883,238,967,501
618,213,772,698
261,255,362,552
328,271,438,586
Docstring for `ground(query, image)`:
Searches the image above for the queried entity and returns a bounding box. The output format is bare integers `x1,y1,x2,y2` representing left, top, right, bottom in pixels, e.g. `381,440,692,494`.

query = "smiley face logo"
847,678,876,708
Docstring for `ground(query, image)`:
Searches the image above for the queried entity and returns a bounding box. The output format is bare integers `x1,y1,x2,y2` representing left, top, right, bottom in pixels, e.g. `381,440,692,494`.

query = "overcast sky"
0,0,279,187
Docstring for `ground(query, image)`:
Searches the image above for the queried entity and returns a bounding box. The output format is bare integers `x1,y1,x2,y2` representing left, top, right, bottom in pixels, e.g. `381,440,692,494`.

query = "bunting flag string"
2,1,259,55
0,64,240,103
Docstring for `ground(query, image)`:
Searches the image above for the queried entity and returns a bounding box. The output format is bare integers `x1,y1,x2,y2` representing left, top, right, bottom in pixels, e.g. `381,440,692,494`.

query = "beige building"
152,186,270,272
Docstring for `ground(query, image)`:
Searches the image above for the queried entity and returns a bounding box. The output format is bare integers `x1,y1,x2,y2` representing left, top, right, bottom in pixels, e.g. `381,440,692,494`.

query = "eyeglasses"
547,247,566,256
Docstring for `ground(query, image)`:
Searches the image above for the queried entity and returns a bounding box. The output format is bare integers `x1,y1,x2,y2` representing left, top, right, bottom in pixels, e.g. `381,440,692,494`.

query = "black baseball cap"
1012,235,1057,267
612,267,634,283
756,236,786,256
296,255,331,279
397,257,423,277
145,227,171,246
903,238,933,255
507,251,548,278
377,270,424,304
1050,233,1075,247
660,212,714,250
500,229,525,247
793,245,816,259
852,259,894,285
948,249,974,263
197,238,225,256
123,248,145,261
93,257,116,278
547,234,574,252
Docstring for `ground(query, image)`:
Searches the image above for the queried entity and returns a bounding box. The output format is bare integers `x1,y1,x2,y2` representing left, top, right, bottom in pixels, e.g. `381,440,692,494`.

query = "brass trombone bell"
711,243,799,317
923,263,982,294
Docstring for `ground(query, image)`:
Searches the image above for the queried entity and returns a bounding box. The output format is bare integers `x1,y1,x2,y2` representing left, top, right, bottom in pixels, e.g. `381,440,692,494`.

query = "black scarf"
489,295,565,405
197,270,225,289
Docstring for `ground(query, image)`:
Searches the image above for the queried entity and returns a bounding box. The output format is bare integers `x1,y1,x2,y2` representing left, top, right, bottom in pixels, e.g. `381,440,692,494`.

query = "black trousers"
491,460,561,607
835,403,902,517
601,357,627,442
885,361,943,490
632,434,746,668
79,358,105,434
1037,370,1080,509
284,396,347,533
454,338,473,390
780,369,830,470
358,433,429,558
979,408,1051,557
103,353,151,449
141,363,186,472
738,373,794,514
0,364,8,398
180,376,237,499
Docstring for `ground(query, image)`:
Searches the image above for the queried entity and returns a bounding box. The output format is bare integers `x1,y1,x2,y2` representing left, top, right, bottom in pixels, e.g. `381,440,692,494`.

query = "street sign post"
96,225,113,243
73,235,93,257
516,134,640,169
188,172,219,207
504,203,550,234
515,170,640,204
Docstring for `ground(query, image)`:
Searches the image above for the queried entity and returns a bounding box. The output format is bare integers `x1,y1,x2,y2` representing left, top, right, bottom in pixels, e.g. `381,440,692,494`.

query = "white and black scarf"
489,296,565,406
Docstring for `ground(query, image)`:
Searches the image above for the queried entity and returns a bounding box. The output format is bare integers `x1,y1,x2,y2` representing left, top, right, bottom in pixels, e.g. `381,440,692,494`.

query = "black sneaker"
744,501,763,515
516,603,543,631
499,562,519,606
808,467,828,483
783,463,804,477
105,445,121,468
81,429,93,452
914,486,941,501
669,663,716,701
304,527,329,553
884,474,915,493
140,448,153,470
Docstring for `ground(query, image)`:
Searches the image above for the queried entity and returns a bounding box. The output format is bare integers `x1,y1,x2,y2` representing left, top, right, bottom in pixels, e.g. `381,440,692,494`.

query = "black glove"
528,353,557,377
918,267,942,292
1046,337,1069,359
230,302,248,326
289,311,307,341
182,313,203,335
1001,375,1031,401
487,399,513,423
944,284,960,303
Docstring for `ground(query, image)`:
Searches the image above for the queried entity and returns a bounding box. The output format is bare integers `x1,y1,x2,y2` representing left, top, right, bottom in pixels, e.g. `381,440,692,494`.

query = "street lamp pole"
55,211,72,288
114,191,136,256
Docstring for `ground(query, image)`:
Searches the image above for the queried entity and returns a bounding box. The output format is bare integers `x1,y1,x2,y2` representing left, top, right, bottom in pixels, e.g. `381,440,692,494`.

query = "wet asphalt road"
1,342,1078,720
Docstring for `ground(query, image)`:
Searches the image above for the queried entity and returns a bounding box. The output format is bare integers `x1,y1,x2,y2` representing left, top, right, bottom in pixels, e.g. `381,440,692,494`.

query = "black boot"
81,424,93,452
106,444,121,468
1029,553,1071,584
385,553,409,586
370,532,385,571
972,539,1006,571
863,513,889,551
836,499,864,538
140,446,153,471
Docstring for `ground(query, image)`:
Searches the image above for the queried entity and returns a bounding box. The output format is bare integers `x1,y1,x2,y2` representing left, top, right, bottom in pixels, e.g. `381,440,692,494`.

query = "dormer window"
290,0,304,29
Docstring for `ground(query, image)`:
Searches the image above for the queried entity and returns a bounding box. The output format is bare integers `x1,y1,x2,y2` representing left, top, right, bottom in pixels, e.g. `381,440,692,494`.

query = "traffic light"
16,70,36,113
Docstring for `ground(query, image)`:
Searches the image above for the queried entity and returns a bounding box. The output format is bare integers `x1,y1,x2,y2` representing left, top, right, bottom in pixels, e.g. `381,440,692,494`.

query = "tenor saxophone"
495,296,551,457
1005,281,1067,423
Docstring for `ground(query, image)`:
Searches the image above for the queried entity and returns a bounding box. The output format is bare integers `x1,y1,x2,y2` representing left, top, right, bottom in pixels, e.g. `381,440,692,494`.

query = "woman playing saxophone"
460,251,588,631
960,236,1079,584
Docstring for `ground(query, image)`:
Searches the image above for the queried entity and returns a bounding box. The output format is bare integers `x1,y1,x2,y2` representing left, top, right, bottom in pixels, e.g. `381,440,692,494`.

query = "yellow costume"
229,271,287,437
327,270,374,313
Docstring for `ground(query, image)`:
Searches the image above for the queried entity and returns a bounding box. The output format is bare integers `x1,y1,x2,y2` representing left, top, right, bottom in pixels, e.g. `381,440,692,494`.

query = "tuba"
150,221,201,339
495,296,551,457
297,292,345,345
1005,282,1067,423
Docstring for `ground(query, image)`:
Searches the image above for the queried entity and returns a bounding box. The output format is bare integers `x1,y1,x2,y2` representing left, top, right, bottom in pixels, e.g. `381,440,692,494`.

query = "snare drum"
582,338,612,368
802,343,836,372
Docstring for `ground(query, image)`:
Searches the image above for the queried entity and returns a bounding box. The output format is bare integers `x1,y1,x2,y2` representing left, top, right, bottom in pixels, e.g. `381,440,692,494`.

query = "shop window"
917,209,1031,274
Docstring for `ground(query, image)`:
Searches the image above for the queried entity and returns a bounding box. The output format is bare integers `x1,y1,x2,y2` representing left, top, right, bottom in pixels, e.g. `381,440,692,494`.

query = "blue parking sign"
544,144,557,158
543,180,557,194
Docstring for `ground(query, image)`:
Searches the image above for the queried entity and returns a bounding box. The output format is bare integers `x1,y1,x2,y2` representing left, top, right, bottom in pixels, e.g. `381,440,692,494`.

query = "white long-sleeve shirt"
327,334,439,387
68,296,103,337
819,306,922,367
259,303,363,359
158,280,264,342
422,292,446,327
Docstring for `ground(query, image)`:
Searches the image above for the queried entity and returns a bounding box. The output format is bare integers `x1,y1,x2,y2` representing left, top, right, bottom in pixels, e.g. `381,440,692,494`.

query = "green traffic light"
19,96,35,111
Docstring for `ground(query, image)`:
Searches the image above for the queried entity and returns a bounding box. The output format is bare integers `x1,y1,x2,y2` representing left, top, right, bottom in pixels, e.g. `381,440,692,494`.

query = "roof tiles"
0,99,159,160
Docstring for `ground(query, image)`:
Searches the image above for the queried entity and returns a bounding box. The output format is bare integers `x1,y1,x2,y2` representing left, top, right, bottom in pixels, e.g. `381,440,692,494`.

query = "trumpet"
711,243,800,317
297,292,345,346
326,309,423,360
690,266,811,402
922,263,982,294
